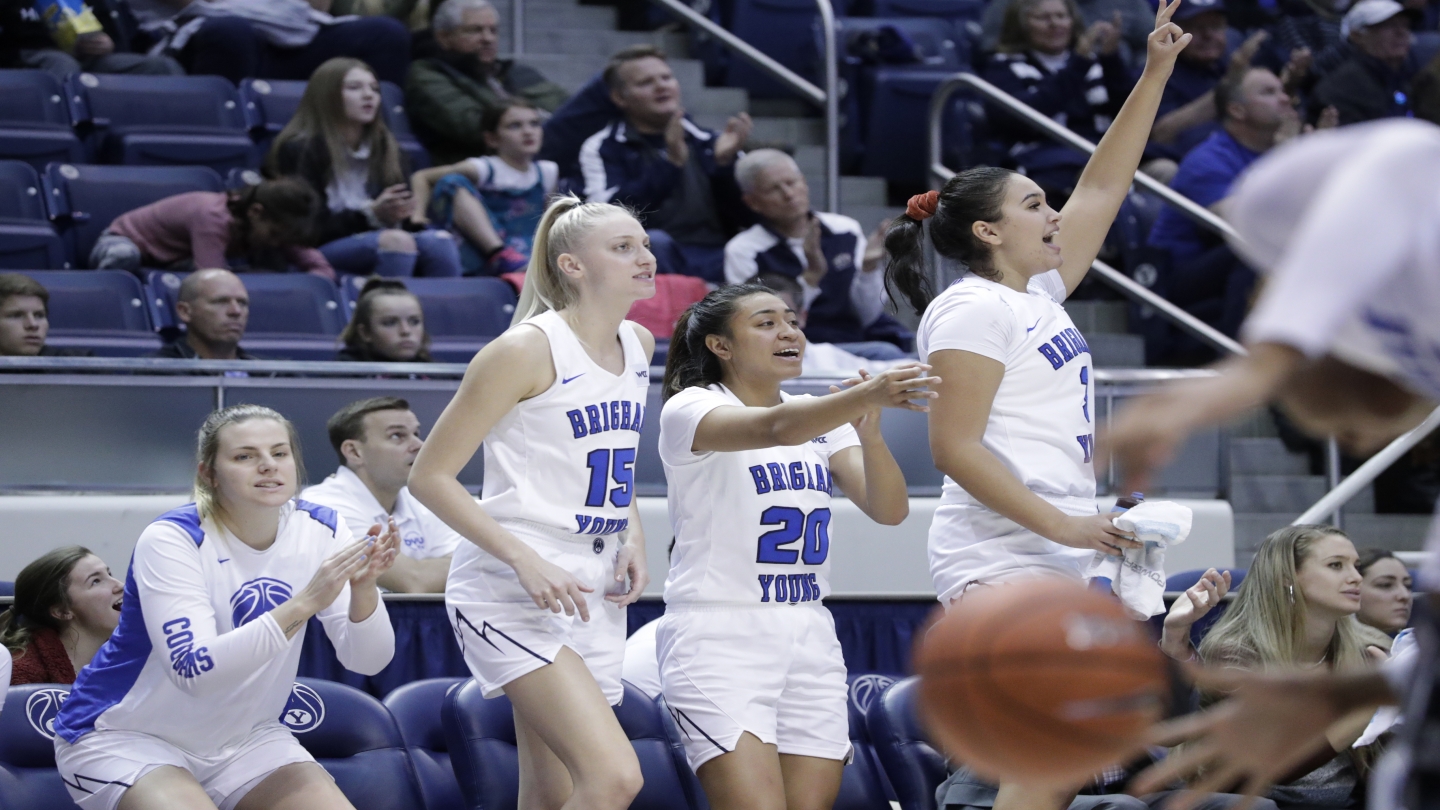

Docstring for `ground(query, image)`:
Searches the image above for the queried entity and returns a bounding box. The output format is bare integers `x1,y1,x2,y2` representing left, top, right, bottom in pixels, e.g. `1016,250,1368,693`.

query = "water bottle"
1111,492,1144,513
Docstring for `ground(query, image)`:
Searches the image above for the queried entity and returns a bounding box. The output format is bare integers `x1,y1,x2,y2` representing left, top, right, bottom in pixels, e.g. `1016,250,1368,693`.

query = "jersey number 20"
584,448,636,508
756,507,831,565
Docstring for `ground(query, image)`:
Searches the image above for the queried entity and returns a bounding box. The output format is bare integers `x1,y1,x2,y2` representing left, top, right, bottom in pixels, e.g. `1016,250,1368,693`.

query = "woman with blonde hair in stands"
0,546,123,685
1160,524,1384,809
409,195,657,810
268,57,463,279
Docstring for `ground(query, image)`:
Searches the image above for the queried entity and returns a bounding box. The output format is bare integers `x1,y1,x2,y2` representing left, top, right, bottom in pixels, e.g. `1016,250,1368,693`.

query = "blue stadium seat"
841,673,898,810
0,581,13,596
239,78,308,137
380,81,431,170
24,270,152,332
0,684,82,809
0,70,86,173
43,163,225,268
147,270,346,336
865,676,947,810
340,275,518,338
729,0,837,97
872,0,986,32
65,73,256,172
443,679,706,810
282,679,427,810
0,161,67,269
860,67,985,188
383,677,468,810
1166,568,1246,593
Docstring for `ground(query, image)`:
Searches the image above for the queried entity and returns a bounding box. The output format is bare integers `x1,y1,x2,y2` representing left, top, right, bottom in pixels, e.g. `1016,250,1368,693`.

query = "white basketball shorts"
446,523,627,704
657,604,851,771
929,498,1099,605
54,723,315,810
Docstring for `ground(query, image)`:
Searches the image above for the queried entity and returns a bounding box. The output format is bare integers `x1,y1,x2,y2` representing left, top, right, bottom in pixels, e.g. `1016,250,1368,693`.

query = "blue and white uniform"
657,384,859,770
302,466,463,563
918,269,1099,603
445,309,651,704
52,501,394,810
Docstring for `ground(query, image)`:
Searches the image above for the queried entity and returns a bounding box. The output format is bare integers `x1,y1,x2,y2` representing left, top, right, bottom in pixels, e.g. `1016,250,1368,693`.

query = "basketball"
914,578,1170,783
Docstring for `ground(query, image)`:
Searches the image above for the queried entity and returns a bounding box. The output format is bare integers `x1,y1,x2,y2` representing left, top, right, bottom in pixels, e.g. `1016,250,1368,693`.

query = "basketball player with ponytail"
888,2,1190,808
52,404,400,810
654,284,937,810
408,195,656,810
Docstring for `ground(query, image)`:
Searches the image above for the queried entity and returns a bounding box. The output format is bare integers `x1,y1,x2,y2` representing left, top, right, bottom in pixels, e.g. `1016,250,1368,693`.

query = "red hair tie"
906,190,939,221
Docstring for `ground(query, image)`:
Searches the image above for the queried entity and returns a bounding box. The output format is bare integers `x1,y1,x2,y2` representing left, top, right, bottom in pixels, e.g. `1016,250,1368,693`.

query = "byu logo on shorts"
847,674,895,714
593,537,605,555
279,683,325,733
230,577,294,628
25,688,69,740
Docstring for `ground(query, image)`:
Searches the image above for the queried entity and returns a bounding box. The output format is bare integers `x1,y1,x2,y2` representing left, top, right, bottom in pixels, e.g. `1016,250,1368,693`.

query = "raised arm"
1055,0,1191,295
826,372,909,525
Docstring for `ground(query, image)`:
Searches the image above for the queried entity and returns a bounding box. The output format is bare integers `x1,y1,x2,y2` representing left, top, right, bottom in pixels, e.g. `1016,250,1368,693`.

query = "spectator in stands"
981,0,1158,59
0,273,91,358
301,397,459,593
405,0,569,166
88,177,336,281
124,0,411,87
1150,0,1249,160
1160,525,1382,808
410,99,558,274
0,546,122,685
1311,0,1418,124
337,278,431,362
724,150,910,359
541,73,621,185
1356,548,1413,636
981,0,1135,199
268,57,463,278
579,44,753,283
0,0,182,76
157,268,255,360
1147,66,1301,343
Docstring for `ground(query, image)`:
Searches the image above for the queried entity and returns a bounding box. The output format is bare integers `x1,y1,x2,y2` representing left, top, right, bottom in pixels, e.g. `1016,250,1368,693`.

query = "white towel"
1355,629,1417,747
1083,501,1194,620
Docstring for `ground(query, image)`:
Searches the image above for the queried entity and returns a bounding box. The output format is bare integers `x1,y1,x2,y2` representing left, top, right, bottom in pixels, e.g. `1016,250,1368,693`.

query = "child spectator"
410,100,558,275
89,177,335,281
268,57,463,278
338,277,431,362
0,273,91,358
0,546,122,685
1356,548,1413,638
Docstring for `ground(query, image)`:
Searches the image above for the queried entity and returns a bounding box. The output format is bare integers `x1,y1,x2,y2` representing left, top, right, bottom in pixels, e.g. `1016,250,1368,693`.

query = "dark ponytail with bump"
662,283,772,401
883,166,1017,314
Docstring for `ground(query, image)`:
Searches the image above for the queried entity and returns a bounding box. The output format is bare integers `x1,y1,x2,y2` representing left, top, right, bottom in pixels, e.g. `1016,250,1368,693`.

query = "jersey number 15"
584,448,636,508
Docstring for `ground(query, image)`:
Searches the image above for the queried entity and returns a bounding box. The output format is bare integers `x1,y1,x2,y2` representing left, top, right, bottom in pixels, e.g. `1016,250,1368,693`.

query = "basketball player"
407,196,656,810
1107,120,1440,807
656,283,937,810
51,404,399,810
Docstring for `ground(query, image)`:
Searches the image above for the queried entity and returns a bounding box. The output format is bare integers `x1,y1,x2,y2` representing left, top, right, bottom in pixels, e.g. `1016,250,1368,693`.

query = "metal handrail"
1295,406,1440,526
645,0,840,213
927,72,1237,241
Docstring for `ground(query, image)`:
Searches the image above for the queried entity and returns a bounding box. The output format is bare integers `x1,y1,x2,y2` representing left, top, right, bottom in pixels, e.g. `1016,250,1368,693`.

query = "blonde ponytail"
510,194,641,326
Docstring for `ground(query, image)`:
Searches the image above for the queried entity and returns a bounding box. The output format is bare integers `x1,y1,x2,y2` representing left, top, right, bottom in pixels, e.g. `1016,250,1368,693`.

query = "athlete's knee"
575,753,643,809
377,228,417,253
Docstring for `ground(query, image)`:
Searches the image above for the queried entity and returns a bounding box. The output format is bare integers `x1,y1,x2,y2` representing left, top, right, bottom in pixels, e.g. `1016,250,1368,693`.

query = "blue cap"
1173,0,1226,21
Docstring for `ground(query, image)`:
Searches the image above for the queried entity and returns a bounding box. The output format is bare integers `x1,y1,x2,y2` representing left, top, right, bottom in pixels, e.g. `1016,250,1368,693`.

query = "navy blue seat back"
841,673,898,810
24,270,152,332
383,677,468,810
147,270,346,336
380,81,431,169
873,0,986,31
0,161,49,221
860,67,982,188
43,163,225,267
0,70,85,173
0,160,67,269
866,676,947,810
1163,568,1245,647
66,73,255,171
341,276,518,339
282,679,426,810
0,684,82,809
0,581,13,596
239,78,308,136
730,0,836,97
444,679,705,810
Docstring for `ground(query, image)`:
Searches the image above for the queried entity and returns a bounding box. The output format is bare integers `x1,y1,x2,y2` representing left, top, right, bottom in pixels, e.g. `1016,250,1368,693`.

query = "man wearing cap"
1311,0,1417,124
1148,0,1237,159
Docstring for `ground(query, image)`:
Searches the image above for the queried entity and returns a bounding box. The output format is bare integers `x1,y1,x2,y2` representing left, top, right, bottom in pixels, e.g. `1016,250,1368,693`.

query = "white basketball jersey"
917,270,1097,510
479,310,651,538
659,385,860,606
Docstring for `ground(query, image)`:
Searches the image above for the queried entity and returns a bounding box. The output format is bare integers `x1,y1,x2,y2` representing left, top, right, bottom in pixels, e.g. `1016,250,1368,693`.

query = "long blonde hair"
269,58,404,190
194,405,306,522
510,195,640,325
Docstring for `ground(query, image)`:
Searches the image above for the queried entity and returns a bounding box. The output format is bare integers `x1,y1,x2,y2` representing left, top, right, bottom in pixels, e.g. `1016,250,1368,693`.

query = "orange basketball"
914,578,1169,783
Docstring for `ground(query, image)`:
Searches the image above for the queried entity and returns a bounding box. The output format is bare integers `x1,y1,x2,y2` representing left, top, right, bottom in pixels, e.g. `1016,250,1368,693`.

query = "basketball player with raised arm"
408,195,656,810
52,405,399,810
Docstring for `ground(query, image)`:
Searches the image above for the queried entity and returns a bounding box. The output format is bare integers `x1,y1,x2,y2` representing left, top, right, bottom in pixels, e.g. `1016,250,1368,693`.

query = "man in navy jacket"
577,44,752,282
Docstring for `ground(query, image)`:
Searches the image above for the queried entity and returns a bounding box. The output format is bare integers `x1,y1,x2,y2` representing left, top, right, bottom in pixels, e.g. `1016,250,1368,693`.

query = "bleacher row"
0,673,953,810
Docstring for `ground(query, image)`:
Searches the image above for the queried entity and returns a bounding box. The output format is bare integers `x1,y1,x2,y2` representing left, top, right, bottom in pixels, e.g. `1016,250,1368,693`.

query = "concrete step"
518,28,689,59
1223,408,1280,439
838,203,902,236
496,4,617,35
696,114,823,146
836,175,887,207
1234,513,1435,560
685,86,750,116
1229,474,1374,515
1088,333,1145,368
1229,437,1310,476
1065,300,1128,335
517,54,711,102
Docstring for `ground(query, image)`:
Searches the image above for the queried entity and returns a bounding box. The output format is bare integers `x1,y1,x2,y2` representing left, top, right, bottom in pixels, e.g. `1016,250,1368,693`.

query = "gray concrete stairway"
1063,299,1145,368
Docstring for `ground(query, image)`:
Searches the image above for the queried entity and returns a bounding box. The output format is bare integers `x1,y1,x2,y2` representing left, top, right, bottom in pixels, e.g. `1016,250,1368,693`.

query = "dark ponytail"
0,546,94,657
662,282,771,401
883,166,1016,314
